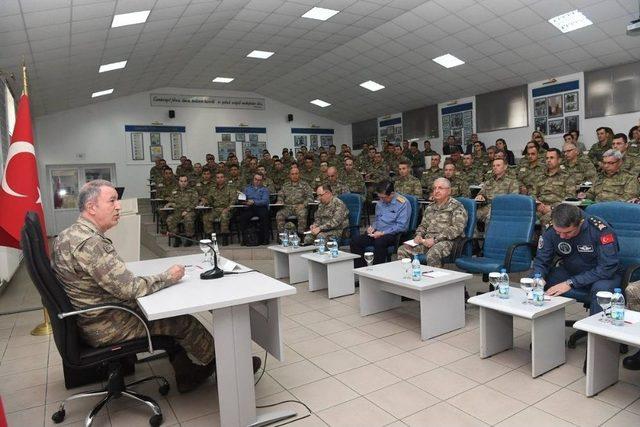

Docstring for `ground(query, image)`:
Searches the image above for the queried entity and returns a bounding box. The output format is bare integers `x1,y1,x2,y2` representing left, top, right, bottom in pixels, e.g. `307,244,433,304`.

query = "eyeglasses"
602,160,619,165
317,192,326,196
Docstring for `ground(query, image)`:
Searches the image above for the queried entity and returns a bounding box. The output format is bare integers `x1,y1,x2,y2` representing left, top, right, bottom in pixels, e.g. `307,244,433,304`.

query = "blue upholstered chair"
337,193,362,247
455,194,536,278
365,193,419,261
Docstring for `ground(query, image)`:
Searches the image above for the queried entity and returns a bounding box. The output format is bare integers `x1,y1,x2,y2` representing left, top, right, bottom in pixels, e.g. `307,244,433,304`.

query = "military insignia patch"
558,242,572,254
600,233,615,245
538,236,544,249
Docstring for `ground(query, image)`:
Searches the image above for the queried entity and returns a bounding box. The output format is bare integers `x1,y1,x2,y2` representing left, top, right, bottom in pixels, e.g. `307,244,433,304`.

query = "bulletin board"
215,126,267,160
124,125,186,165
532,80,580,137
291,128,334,154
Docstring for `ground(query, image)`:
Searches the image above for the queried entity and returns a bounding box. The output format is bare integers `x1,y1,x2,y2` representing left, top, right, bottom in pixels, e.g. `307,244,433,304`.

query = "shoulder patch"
588,216,607,231
396,195,406,203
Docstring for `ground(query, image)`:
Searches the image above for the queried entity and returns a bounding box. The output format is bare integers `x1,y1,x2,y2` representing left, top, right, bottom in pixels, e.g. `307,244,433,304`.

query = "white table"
354,262,472,340
300,251,360,298
574,310,640,396
132,254,297,427
468,288,573,377
268,245,315,284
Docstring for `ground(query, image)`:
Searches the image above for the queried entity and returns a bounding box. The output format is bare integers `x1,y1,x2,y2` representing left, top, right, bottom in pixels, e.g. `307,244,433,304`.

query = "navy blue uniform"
533,215,623,314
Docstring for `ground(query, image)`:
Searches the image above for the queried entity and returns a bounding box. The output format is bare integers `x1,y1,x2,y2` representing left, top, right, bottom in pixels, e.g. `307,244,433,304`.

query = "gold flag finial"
21,59,28,96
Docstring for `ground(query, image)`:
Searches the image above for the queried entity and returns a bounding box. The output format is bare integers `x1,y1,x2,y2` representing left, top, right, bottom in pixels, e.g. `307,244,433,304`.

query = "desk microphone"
167,233,224,280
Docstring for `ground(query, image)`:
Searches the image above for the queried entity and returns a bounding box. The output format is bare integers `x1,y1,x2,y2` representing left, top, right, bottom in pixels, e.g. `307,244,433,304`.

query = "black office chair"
20,212,178,427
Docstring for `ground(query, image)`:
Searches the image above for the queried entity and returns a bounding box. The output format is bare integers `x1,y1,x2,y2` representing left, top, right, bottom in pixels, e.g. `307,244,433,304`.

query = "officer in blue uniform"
351,180,412,267
533,203,622,314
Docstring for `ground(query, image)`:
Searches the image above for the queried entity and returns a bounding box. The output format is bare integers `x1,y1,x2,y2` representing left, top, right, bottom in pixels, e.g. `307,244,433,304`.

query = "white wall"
33,87,352,228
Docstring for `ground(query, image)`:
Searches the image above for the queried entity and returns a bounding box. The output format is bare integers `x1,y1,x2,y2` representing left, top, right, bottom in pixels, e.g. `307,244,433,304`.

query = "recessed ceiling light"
212,77,234,83
99,60,127,73
310,99,331,108
111,10,150,28
432,54,465,68
247,50,274,59
302,7,339,21
359,80,385,92
548,10,593,33
92,88,114,98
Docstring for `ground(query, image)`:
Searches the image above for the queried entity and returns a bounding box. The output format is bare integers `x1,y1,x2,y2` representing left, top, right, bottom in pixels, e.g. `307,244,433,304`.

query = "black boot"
172,237,181,248
253,356,262,374
169,349,216,393
623,349,640,370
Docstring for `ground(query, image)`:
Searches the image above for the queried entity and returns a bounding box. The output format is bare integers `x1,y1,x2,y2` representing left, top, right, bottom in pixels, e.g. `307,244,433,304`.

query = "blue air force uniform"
351,194,412,267
533,215,623,314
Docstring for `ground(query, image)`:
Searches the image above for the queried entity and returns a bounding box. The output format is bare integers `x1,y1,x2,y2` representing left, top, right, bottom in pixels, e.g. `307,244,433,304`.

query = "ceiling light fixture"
432,54,465,68
247,50,274,59
111,10,150,28
302,7,340,21
92,88,114,98
548,10,593,33
212,77,234,83
359,80,385,92
310,99,331,107
99,60,127,73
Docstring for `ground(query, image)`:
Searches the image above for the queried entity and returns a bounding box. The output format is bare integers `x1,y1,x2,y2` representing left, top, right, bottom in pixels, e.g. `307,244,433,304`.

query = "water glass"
327,240,338,258
279,232,288,247
401,258,411,279
596,291,613,322
199,239,212,264
364,252,374,270
488,272,500,297
520,278,533,304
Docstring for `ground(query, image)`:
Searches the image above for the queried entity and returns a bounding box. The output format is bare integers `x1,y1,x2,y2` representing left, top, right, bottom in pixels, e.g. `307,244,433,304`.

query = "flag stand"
31,308,52,336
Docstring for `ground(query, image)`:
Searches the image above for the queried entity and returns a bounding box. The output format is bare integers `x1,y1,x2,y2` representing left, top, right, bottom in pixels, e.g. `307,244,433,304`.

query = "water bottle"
291,233,300,249
611,288,626,326
532,273,545,306
210,233,219,265
411,255,421,281
282,232,289,247
318,236,326,254
497,268,510,299
330,237,339,258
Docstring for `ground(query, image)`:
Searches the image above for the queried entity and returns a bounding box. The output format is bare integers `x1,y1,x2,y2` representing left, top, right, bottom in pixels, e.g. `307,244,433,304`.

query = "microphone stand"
168,233,224,280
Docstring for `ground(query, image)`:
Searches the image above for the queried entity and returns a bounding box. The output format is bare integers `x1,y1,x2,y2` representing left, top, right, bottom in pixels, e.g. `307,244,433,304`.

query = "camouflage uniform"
327,180,350,195
517,162,545,194
449,175,469,198
563,155,597,187
194,179,215,199
621,154,640,177
155,178,177,200
149,165,164,182
202,184,236,234
532,169,575,226
397,198,467,267
477,173,519,221
420,167,443,194
52,217,214,364
166,186,199,237
262,176,277,194
303,196,349,244
276,180,313,233
343,170,365,194
628,280,640,311
226,176,243,195
588,141,612,165
394,175,423,198
459,166,483,186
271,169,287,191
367,162,389,183
300,167,319,186
585,170,640,202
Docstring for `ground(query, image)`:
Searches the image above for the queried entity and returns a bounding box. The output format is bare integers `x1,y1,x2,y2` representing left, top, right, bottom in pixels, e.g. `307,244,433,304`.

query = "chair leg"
122,390,163,426
84,394,112,427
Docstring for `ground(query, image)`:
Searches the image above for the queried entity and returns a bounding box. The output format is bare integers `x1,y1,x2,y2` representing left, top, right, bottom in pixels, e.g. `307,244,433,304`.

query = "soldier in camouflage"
562,141,597,187
442,163,468,197
242,157,260,185
476,158,519,222
580,149,640,202
326,166,350,195
394,160,423,197
194,168,215,202
397,178,467,266
420,154,443,195
276,168,314,234
155,167,177,199
366,152,390,183
532,149,575,227
165,175,199,247
257,165,277,193
52,180,217,393
517,145,545,194
189,162,203,186
300,155,319,186
271,159,288,191
226,164,243,194
149,158,166,183
588,126,612,165
460,153,484,185
342,158,365,194
304,184,349,244
175,156,189,176
405,141,425,175
202,171,236,239
612,133,640,177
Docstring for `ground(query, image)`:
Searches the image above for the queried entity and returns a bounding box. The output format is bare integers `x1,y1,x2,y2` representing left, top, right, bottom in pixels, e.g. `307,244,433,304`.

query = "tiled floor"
2,257,640,426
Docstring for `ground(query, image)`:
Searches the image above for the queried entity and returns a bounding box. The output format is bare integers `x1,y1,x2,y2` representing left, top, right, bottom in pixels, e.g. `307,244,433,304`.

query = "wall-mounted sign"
150,93,265,110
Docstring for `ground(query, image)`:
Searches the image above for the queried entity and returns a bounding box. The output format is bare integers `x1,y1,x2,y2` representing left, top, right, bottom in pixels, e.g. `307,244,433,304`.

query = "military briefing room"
2,0,640,426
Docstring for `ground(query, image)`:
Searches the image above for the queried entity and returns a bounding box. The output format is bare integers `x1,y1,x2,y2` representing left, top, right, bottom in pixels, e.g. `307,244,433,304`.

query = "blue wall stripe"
125,125,185,132
379,117,402,127
291,128,334,134
214,127,267,133
441,102,473,115
532,80,579,98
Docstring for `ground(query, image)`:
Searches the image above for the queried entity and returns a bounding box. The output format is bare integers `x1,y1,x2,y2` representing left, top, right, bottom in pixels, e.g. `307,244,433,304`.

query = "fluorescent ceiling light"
92,88,114,98
302,7,339,21
432,53,465,68
310,99,331,108
212,77,234,83
99,60,127,73
247,50,274,59
111,10,150,28
548,10,593,33
359,80,385,92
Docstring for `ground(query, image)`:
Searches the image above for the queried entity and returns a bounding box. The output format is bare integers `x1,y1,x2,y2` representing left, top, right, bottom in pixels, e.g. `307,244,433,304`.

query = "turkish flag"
0,94,48,249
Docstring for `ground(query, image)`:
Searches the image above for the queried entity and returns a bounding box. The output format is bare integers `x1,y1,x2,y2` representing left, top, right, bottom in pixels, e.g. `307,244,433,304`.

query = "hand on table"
166,264,185,284
545,281,571,296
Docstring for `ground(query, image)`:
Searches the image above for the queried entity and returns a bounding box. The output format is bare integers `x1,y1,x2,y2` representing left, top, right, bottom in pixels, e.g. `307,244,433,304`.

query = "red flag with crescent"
0,94,48,249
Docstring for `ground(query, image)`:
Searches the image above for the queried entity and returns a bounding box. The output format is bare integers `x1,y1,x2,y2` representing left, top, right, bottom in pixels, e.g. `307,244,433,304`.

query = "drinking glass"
488,272,501,297
199,239,212,264
327,241,338,258
364,252,374,270
520,278,534,304
279,232,288,246
401,258,411,279
596,291,613,322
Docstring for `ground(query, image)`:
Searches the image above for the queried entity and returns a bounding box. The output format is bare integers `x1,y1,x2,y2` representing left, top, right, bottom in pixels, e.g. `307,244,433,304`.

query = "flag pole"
22,60,52,337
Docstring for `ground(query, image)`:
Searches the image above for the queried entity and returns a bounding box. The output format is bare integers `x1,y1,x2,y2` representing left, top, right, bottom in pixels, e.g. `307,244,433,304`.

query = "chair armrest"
454,237,484,258
622,263,640,292
504,241,537,272
58,304,155,354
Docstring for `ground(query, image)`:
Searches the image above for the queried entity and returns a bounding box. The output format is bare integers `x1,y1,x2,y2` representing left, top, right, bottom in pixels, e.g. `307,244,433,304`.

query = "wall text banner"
150,94,265,110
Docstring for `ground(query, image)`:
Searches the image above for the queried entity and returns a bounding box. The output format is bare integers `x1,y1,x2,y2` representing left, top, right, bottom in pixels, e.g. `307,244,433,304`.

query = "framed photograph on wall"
235,133,246,142
534,117,547,134
150,132,161,146
564,91,579,112
149,144,163,162
547,95,563,118
534,98,547,117
294,135,307,148
249,133,258,142
170,132,183,160
309,134,318,150
221,133,231,142
565,115,579,133
130,132,144,160
548,118,565,135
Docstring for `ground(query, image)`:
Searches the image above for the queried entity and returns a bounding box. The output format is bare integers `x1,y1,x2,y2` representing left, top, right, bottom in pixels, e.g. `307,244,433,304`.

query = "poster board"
124,125,186,165
291,128,334,154
441,103,473,148
215,126,267,160
378,113,402,145
532,80,580,137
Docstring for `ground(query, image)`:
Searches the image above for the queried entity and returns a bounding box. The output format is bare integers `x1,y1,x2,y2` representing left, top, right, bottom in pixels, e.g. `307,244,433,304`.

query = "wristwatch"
566,279,574,288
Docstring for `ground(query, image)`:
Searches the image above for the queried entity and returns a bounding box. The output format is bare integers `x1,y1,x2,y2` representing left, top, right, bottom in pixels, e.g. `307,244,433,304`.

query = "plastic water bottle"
291,233,300,249
318,236,326,254
329,238,339,258
411,255,422,281
611,288,626,326
532,273,545,306
497,268,510,299
282,233,289,247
